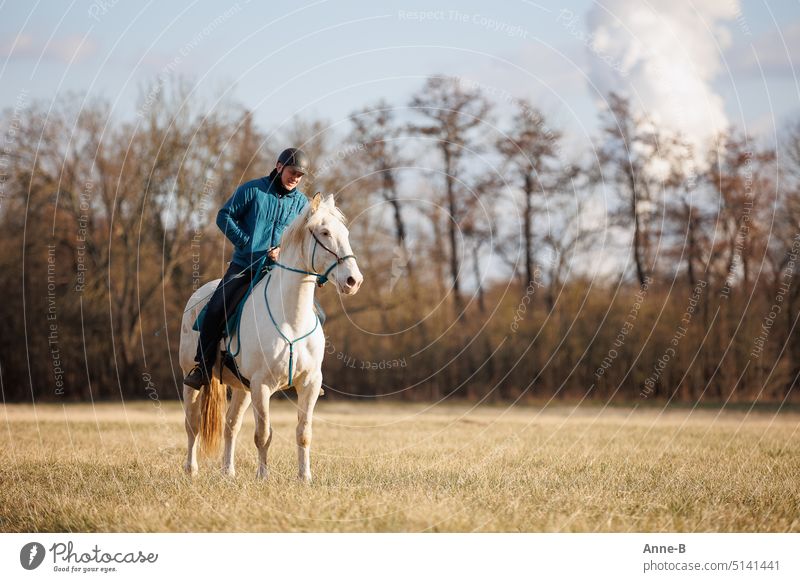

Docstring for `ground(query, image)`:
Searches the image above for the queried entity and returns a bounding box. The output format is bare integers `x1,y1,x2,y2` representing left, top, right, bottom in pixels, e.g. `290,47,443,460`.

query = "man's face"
277,163,304,190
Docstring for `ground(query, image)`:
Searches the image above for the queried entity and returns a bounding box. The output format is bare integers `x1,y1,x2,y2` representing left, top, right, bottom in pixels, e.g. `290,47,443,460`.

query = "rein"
262,273,319,387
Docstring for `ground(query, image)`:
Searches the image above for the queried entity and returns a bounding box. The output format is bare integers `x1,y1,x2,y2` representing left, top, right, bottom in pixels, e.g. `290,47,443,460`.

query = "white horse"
179,193,363,482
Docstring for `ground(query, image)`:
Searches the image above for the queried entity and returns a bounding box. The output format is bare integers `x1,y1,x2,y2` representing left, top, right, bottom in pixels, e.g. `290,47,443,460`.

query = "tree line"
1,75,798,404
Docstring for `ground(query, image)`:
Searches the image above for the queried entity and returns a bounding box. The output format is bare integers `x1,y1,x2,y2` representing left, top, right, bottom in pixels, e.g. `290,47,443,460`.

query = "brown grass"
0,399,798,532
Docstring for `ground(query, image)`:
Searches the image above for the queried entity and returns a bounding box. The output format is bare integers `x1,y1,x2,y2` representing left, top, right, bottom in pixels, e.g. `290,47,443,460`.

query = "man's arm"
216,186,254,249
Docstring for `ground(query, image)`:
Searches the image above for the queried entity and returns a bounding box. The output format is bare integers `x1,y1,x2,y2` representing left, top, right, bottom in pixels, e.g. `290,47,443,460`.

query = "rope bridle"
270,227,356,287
226,226,357,386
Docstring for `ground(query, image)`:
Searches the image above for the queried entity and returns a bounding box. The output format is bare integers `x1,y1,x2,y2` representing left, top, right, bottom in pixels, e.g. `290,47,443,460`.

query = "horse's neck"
266,244,316,329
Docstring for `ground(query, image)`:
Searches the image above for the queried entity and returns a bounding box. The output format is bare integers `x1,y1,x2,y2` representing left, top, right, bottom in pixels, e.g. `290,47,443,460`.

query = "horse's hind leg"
250,377,273,480
296,372,322,483
222,387,251,477
183,384,203,476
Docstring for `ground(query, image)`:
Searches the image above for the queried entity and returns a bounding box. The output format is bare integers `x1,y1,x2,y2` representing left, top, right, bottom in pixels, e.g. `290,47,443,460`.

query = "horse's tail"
200,376,225,457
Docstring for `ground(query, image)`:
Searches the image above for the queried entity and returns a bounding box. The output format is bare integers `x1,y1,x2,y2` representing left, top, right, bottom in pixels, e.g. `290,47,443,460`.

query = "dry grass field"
0,399,798,532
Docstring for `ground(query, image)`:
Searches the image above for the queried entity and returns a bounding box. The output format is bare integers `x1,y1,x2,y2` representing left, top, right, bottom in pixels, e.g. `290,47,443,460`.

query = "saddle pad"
192,290,327,332
191,303,209,332
191,264,271,336
192,302,240,336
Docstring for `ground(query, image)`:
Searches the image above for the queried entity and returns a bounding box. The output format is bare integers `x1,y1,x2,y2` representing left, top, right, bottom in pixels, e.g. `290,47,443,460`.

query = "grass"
0,399,798,532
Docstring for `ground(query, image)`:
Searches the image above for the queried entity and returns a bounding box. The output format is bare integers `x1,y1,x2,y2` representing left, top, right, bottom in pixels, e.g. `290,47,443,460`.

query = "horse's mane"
280,195,347,253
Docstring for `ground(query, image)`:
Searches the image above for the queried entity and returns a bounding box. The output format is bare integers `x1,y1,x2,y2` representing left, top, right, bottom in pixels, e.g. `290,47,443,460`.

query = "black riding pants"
195,261,257,375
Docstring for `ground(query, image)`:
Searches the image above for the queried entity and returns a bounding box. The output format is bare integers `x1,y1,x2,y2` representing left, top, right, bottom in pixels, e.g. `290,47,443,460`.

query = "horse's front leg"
222,387,251,477
296,371,322,483
250,375,273,480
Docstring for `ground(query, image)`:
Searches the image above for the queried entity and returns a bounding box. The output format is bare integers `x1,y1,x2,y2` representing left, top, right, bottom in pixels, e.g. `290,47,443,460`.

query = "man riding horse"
183,148,311,390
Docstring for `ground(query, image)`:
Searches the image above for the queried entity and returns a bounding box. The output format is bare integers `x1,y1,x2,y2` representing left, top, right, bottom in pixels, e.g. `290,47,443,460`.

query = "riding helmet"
277,148,310,174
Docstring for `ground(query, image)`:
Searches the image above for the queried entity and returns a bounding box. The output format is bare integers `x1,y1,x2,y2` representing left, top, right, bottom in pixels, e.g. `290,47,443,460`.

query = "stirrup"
183,365,209,391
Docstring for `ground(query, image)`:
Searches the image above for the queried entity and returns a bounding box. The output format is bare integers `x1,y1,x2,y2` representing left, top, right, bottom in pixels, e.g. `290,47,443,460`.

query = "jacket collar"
266,169,298,198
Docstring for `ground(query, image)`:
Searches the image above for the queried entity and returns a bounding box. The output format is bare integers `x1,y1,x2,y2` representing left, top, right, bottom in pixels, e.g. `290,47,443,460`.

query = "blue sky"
1,0,798,152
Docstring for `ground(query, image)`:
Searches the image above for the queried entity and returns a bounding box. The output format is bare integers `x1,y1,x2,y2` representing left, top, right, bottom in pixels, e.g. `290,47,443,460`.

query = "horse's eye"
321,230,330,237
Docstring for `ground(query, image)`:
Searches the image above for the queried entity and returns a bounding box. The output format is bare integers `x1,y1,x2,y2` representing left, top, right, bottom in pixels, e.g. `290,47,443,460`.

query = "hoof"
255,466,269,480
297,473,312,484
184,463,198,477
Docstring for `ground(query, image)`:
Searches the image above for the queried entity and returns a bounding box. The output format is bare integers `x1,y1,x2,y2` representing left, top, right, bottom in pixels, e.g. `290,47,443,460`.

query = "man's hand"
268,247,280,262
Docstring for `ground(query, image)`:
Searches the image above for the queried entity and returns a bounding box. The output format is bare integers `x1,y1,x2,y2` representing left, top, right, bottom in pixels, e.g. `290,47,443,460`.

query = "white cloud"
585,0,740,165
0,34,97,64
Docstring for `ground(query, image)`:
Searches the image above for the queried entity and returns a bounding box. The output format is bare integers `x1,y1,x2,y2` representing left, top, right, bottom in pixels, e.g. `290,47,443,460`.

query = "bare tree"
350,101,409,257
0,81,256,394
461,173,503,314
409,76,492,315
704,132,776,294
595,93,663,287
497,100,563,292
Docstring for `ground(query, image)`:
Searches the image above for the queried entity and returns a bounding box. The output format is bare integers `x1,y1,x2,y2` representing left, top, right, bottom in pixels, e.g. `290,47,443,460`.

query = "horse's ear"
310,192,322,213
323,193,335,207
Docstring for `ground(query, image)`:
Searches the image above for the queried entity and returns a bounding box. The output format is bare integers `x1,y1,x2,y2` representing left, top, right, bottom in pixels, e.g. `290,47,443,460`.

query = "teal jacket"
216,171,309,268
